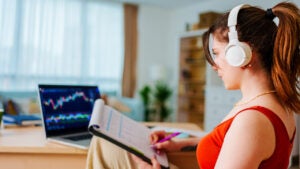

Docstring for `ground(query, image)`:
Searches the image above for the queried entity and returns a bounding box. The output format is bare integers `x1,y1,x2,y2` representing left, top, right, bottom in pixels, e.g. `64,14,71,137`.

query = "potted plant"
139,85,151,121
153,81,173,122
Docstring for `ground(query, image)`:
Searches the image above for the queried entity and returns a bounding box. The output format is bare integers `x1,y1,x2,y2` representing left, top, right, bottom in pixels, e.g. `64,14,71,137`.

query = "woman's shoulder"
233,105,295,140
215,107,276,168
231,106,276,135
219,106,277,128
231,106,284,139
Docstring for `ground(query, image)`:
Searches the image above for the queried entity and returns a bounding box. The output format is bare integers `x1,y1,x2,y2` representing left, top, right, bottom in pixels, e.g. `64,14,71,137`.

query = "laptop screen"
38,84,101,137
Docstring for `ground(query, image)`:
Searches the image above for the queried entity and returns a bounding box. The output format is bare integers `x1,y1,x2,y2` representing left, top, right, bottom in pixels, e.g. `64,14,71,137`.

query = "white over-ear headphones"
225,4,252,67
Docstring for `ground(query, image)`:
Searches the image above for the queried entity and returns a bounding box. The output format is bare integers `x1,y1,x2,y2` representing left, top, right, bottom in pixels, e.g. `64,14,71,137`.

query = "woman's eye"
212,52,218,60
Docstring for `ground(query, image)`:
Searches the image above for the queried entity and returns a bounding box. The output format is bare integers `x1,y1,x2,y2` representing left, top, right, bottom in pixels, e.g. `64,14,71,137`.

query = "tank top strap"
234,106,295,142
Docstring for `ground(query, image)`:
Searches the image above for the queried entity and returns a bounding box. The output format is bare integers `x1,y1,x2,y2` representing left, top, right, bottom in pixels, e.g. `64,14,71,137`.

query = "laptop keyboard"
64,133,92,141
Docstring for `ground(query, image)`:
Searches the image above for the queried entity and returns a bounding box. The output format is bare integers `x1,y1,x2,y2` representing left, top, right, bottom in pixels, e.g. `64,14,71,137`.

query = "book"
3,114,42,126
88,99,169,169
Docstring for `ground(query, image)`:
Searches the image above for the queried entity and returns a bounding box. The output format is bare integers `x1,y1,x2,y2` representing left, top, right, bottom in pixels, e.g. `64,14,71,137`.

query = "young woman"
133,2,300,169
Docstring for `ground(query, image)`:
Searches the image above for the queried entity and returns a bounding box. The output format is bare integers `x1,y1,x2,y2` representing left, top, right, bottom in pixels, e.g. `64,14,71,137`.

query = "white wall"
137,5,173,90
136,0,300,120
137,0,300,89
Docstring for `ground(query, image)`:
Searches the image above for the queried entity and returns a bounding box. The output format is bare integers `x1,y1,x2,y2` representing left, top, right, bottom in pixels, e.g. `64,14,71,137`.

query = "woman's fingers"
150,130,167,144
131,154,161,169
153,140,174,152
151,156,161,169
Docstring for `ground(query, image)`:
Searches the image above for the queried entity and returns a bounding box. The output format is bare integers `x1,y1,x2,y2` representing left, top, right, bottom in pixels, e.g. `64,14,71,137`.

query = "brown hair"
203,2,300,113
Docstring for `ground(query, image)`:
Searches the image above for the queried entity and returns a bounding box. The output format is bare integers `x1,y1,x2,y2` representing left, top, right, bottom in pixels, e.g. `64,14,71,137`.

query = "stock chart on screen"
38,85,100,133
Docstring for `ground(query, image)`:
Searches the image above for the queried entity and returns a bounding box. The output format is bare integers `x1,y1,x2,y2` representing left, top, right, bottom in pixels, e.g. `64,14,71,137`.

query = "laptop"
37,84,101,149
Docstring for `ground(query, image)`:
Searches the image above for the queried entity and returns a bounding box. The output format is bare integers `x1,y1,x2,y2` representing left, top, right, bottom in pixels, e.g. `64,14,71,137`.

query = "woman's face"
211,35,242,90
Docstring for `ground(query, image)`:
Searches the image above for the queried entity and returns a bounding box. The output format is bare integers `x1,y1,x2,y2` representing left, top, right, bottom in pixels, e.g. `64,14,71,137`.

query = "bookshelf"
177,30,206,128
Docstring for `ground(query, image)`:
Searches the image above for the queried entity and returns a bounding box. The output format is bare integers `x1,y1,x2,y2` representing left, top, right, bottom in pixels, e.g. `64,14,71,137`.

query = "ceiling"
111,0,203,9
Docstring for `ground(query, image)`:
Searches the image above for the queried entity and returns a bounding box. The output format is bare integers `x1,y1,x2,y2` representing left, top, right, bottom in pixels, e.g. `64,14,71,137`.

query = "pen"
157,132,181,143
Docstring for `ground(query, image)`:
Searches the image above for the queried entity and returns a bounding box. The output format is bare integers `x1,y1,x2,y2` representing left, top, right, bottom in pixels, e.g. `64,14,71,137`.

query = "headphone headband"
227,4,249,39
228,4,246,27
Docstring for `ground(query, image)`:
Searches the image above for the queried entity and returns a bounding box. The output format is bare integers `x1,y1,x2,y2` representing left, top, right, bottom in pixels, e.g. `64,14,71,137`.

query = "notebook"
89,99,169,169
37,84,101,149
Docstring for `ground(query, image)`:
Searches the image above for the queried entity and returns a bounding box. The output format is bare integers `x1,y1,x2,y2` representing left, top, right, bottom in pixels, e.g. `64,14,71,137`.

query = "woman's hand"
131,154,161,169
150,130,182,153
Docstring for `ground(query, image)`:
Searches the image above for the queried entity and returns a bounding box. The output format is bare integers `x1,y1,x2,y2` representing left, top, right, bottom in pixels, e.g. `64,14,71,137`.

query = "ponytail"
271,2,300,113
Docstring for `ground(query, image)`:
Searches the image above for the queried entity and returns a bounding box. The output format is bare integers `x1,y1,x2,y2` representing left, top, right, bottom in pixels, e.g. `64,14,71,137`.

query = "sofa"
0,91,145,121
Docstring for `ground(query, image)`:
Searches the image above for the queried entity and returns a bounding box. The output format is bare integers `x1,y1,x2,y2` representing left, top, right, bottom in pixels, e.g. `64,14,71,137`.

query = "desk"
0,126,87,169
0,123,201,169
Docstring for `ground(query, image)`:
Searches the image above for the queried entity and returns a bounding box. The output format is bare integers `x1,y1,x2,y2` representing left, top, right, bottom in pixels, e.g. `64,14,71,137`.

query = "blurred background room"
0,0,299,168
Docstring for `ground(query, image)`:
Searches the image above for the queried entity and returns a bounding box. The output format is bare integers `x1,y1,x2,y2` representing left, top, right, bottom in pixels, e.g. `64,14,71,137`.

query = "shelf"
177,31,206,126
180,47,203,51
184,58,204,64
179,80,205,85
178,94,204,99
180,77,205,82
180,29,207,38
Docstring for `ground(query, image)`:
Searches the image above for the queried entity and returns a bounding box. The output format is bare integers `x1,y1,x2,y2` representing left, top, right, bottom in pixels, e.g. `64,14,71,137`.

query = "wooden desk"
0,126,87,169
0,123,201,169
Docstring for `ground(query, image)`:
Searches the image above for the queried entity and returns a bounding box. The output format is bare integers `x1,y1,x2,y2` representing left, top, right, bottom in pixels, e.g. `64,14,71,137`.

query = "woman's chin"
223,83,239,90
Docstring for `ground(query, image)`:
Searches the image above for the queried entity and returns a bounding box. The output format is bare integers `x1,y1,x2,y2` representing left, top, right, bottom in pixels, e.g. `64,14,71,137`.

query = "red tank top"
196,106,295,169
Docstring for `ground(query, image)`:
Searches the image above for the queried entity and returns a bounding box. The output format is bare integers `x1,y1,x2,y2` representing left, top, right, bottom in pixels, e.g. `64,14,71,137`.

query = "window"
0,0,124,93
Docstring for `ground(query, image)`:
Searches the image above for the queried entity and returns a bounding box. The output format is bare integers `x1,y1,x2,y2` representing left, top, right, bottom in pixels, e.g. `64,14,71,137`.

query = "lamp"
149,65,167,82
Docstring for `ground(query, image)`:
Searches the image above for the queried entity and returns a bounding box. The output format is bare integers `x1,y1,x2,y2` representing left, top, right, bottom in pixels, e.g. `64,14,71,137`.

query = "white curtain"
0,0,124,93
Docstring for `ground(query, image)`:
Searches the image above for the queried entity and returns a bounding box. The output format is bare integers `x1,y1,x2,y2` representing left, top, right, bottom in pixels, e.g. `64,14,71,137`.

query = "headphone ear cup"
225,42,252,67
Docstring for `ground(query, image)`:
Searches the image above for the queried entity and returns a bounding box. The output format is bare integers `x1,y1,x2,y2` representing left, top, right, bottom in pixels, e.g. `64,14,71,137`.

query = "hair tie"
266,8,276,20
